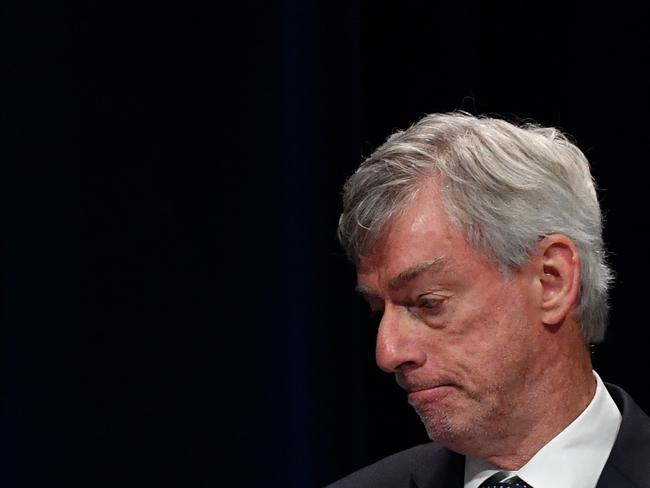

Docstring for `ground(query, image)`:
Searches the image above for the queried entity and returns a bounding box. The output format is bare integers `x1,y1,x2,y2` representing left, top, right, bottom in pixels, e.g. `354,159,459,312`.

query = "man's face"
356,181,543,451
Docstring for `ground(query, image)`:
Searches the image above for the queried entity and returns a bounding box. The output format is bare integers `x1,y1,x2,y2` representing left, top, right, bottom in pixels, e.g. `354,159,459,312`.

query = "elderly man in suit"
328,113,650,488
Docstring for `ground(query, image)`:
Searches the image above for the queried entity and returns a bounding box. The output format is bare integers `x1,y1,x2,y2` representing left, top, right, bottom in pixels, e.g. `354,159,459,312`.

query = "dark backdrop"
3,1,648,486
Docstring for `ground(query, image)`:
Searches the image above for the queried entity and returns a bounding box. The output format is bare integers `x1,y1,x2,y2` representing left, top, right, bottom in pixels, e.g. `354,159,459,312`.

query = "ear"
536,235,581,326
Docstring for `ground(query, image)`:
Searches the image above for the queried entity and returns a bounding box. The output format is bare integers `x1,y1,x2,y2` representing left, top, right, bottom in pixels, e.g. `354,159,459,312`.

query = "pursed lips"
405,384,458,406
406,384,456,394
396,374,457,394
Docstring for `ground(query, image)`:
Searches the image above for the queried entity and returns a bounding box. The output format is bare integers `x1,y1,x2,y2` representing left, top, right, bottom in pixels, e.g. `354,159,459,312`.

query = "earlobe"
537,235,580,326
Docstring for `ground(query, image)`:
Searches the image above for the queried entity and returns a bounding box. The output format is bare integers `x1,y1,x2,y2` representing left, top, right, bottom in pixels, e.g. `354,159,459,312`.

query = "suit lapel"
596,463,638,488
596,384,650,488
409,447,464,488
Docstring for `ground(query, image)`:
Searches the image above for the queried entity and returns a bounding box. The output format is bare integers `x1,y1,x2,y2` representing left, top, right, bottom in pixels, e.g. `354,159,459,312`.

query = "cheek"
450,289,531,376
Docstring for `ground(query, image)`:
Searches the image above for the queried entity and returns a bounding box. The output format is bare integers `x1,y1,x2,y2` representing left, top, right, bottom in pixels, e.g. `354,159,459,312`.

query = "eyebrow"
387,258,449,291
355,257,449,298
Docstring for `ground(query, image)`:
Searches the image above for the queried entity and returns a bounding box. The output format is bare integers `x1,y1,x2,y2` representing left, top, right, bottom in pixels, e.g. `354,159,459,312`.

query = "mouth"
407,384,457,405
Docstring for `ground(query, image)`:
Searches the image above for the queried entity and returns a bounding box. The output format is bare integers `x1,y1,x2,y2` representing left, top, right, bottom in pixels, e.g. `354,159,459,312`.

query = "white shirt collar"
464,371,621,488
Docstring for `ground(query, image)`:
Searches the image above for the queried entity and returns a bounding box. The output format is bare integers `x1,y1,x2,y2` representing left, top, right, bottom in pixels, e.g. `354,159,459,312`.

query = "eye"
408,296,446,321
417,298,443,310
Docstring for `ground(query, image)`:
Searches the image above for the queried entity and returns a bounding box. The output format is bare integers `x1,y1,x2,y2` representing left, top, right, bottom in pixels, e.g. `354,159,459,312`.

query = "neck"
464,334,595,469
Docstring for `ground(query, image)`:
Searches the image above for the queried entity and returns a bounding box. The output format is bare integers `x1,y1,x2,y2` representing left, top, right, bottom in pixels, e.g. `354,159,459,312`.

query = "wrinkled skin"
355,180,593,467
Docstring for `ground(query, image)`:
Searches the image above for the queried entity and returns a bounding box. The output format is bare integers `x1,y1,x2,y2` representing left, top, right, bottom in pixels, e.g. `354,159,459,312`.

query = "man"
327,113,650,487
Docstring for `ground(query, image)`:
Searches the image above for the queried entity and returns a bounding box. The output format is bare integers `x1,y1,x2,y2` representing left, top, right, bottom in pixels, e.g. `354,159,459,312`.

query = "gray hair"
338,112,612,344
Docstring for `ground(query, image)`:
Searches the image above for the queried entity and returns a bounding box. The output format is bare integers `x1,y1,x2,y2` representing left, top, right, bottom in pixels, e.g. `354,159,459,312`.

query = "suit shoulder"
604,383,650,487
324,443,449,488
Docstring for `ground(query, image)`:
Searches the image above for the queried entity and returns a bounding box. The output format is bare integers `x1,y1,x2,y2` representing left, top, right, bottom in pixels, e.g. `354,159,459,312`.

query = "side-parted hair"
338,112,612,344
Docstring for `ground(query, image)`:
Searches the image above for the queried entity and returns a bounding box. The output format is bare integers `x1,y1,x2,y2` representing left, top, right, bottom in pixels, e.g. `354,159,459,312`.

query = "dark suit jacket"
326,384,650,487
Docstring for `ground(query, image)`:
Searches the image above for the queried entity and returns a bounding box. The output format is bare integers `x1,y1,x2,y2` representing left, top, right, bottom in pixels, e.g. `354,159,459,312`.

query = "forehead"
356,180,493,284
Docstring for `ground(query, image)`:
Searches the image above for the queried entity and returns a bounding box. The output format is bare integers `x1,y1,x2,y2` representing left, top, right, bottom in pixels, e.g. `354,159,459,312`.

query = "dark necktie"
477,471,533,488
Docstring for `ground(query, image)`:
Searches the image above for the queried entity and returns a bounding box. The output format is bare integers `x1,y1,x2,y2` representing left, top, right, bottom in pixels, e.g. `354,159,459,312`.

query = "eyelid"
409,295,447,320
417,297,443,307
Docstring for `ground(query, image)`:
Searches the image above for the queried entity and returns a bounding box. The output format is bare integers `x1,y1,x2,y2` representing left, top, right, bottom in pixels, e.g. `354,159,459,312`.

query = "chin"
416,407,481,449
425,423,460,444
418,408,456,439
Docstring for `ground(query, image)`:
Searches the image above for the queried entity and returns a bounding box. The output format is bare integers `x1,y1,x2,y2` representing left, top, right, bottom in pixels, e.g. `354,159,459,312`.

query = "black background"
3,1,649,486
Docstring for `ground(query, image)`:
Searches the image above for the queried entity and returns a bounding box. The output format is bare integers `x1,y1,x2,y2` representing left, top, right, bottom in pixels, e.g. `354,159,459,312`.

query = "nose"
375,305,426,373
